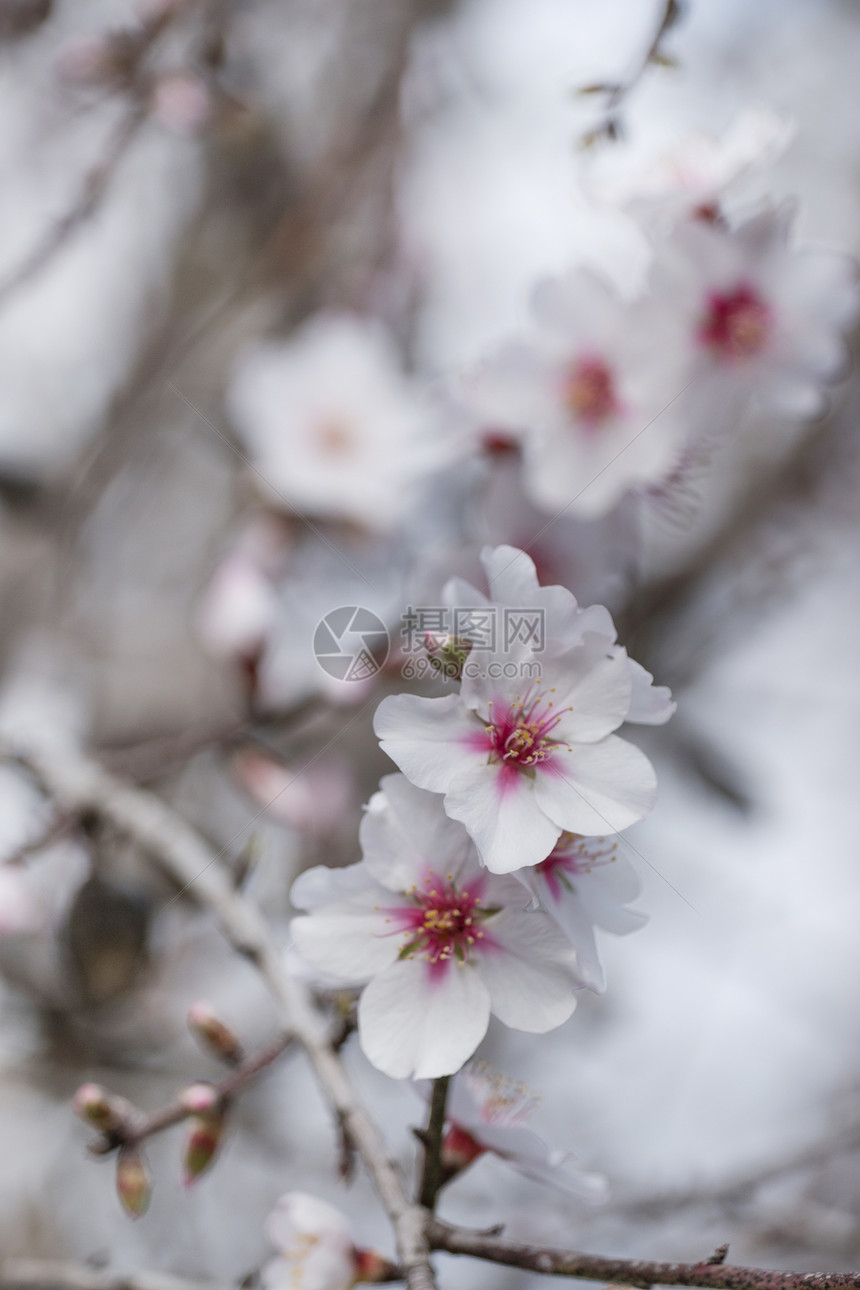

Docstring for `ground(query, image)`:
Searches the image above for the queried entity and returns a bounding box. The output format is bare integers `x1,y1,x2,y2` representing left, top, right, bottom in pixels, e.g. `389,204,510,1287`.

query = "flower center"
316,417,356,456
484,689,570,769
699,283,771,360
463,1060,541,1128
386,871,488,970
562,356,618,429
536,832,617,900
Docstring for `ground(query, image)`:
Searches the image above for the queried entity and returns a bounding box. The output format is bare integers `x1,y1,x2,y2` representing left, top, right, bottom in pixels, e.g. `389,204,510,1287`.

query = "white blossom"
585,107,795,223
651,204,859,420
518,832,646,993
374,548,664,874
430,1060,608,1199
444,544,675,725
461,269,688,516
228,313,449,532
262,1192,357,1290
290,775,580,1079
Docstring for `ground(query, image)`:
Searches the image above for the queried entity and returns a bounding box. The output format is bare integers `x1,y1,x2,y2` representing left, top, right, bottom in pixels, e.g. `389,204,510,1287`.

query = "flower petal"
626,658,676,726
358,958,491,1079
374,692,479,792
290,862,374,911
478,909,579,1030
443,760,562,873
359,774,477,890
290,885,400,983
533,736,657,836
546,639,632,743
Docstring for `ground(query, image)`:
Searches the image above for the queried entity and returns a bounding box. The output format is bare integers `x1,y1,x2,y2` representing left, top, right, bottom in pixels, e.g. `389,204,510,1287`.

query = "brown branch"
0,1262,231,1290
428,1219,860,1289
417,1075,450,1211
85,1030,293,1156
1,738,436,1290
580,0,683,145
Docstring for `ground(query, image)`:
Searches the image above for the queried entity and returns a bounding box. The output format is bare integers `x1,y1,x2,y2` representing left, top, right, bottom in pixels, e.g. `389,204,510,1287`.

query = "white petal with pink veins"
358,958,492,1079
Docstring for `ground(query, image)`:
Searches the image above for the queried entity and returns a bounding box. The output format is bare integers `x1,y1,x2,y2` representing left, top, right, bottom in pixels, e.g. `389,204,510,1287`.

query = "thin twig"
1,739,436,1290
428,1219,860,1288
86,1030,293,1156
0,105,146,311
418,1076,450,1211
580,0,683,144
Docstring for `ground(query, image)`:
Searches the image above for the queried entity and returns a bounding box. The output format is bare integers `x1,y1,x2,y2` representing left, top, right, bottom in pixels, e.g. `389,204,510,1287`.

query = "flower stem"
418,1076,451,1212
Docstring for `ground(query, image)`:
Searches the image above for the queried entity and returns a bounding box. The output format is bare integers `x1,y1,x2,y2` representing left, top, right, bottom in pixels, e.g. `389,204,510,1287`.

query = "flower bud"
72,1083,129,1135
187,1002,244,1065
182,1110,226,1187
116,1145,152,1218
179,1082,221,1117
423,632,472,682
353,1249,401,1284
439,1123,486,1179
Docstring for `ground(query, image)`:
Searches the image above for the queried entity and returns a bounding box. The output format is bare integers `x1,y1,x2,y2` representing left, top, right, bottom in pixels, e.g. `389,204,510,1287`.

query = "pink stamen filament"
483,689,571,768
380,872,489,971
537,833,617,901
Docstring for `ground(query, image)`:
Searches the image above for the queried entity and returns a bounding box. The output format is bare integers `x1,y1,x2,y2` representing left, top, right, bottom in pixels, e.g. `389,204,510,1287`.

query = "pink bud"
181,1111,226,1186
353,1249,401,1283
116,1146,152,1218
439,1123,486,1177
187,1003,244,1065
179,1082,221,1117
72,1083,126,1134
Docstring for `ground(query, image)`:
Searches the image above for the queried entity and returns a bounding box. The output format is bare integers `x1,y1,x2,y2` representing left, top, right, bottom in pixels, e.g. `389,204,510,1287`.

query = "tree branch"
428,1219,860,1289
0,738,435,1290
84,1030,292,1156
417,1076,450,1211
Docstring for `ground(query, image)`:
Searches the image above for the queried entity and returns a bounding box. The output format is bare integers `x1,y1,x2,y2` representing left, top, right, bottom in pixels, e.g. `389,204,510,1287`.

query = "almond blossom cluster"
290,546,670,1079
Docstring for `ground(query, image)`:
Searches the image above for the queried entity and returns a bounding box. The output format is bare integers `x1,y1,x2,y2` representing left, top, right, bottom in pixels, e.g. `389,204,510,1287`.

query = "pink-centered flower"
652,205,859,419
444,544,675,726
584,107,794,224
374,551,662,874
227,313,451,532
290,775,580,1079
425,1060,607,1200
461,268,687,516
263,1192,391,1290
518,832,646,992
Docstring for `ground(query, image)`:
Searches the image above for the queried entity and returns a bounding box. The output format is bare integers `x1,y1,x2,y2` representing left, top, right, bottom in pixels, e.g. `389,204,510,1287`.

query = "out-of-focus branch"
579,0,684,145
82,1029,292,1156
0,105,146,310
0,737,436,1290
427,1219,860,1288
612,1108,860,1221
0,1262,230,1290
